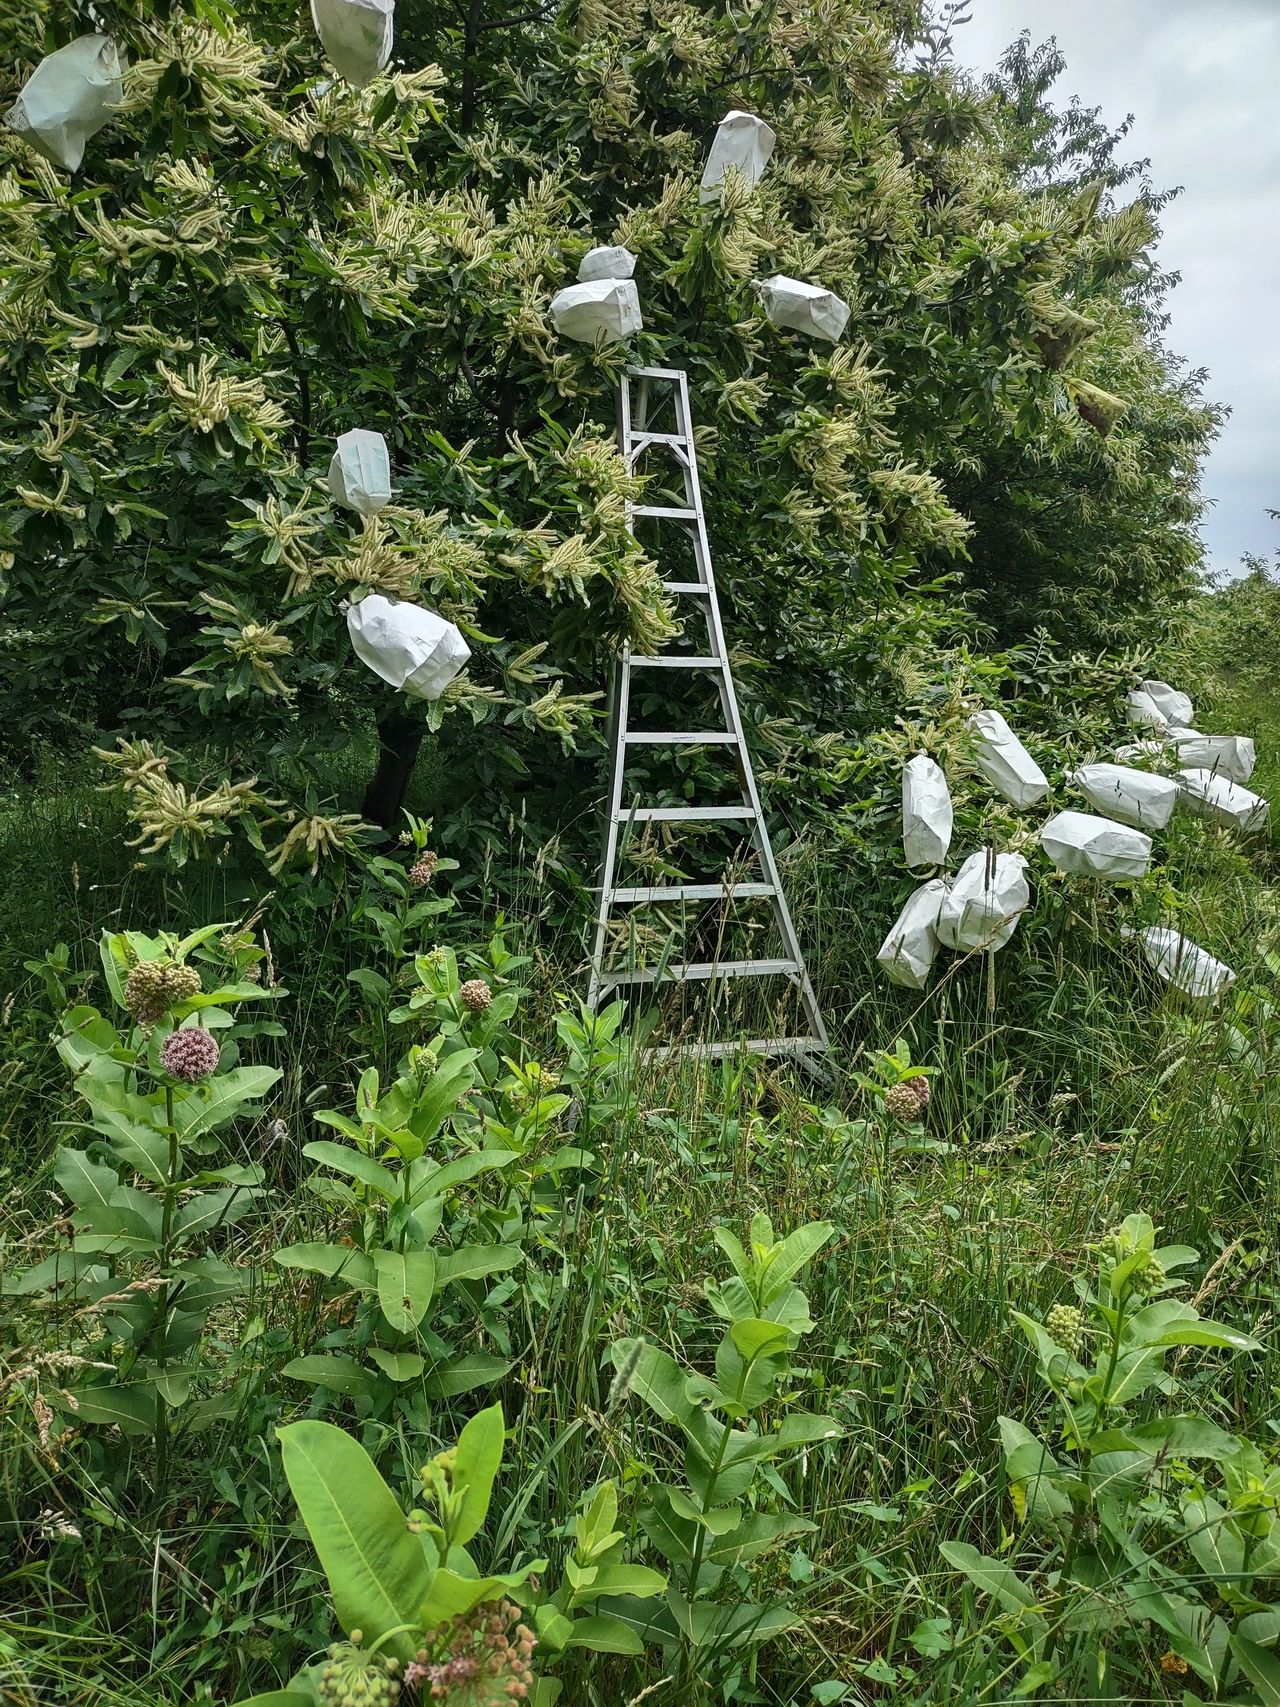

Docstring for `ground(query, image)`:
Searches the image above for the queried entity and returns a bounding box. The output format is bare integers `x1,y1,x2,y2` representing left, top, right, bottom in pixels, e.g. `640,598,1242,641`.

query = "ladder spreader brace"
586,365,829,1063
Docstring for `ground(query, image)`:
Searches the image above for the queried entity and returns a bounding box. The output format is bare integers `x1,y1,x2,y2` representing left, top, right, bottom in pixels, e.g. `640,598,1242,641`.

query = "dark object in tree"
362,712,426,830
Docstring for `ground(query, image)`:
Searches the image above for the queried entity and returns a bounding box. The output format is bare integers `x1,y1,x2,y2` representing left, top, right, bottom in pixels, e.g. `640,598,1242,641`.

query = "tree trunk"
362,712,425,831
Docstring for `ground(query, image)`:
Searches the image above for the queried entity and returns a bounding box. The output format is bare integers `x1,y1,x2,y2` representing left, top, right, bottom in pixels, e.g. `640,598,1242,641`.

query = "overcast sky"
953,0,1280,580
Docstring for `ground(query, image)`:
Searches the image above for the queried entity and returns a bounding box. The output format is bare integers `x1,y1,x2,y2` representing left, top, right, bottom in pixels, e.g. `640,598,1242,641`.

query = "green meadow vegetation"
2,0,1279,1704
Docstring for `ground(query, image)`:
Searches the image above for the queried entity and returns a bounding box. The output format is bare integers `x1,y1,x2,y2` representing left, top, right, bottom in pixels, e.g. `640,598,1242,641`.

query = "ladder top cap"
625,365,688,380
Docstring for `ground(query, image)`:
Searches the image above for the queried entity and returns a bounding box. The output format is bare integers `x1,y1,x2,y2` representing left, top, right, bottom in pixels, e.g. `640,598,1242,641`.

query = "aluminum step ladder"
586,365,828,1062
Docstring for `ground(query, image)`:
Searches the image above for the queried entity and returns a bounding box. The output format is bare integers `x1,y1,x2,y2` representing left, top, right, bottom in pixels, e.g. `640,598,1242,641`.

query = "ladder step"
624,730,737,745
647,1037,824,1062
661,581,710,594
600,958,800,987
628,654,723,669
609,882,776,903
626,432,691,452
632,505,698,521
619,805,755,823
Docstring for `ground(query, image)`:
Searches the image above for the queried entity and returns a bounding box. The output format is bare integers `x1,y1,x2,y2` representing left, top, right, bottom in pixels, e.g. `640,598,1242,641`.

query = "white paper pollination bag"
1114,738,1167,765
877,879,948,990
754,276,849,343
311,0,394,86
328,428,392,517
1168,732,1255,784
1072,762,1178,831
550,279,642,345
1125,688,1170,733
578,246,637,282
347,593,469,702
1039,810,1152,881
967,708,1049,807
902,753,952,869
700,110,776,203
1123,926,1235,1009
1140,680,1194,729
1176,768,1269,832
5,35,122,172
936,851,1030,954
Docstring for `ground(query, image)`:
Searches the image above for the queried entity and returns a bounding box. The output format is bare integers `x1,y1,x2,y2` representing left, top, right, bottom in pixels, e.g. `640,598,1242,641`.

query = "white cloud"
954,0,1280,574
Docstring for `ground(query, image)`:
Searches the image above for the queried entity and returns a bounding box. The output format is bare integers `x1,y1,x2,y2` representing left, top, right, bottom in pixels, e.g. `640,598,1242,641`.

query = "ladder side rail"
587,655,632,1007
672,375,829,1049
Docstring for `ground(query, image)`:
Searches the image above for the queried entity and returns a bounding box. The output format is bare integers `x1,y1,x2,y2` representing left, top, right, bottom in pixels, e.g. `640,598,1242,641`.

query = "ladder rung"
661,581,710,594
626,432,691,451
619,805,755,823
609,882,776,903
624,730,737,745
600,958,800,987
632,505,698,520
647,1037,824,1062
628,654,723,669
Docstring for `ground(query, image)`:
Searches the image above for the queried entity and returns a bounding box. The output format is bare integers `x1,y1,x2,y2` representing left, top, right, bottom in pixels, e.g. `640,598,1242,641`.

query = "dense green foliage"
1,0,1217,877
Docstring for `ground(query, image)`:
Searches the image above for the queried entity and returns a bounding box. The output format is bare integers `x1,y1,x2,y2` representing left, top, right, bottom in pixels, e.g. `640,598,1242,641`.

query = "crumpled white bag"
311,0,393,86
1126,689,1170,732
1122,925,1235,1009
1072,762,1178,831
1140,680,1194,728
1039,810,1152,880
936,851,1030,953
877,879,948,989
4,35,122,172
1176,768,1269,832
902,753,953,868
1168,731,1255,784
967,709,1049,807
578,245,636,282
347,593,470,702
1114,738,1168,764
550,279,642,344
328,428,392,517
753,275,849,343
700,110,776,203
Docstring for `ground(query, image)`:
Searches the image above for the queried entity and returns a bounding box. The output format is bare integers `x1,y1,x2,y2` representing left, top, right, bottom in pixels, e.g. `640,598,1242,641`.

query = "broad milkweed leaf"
278,1421,431,1665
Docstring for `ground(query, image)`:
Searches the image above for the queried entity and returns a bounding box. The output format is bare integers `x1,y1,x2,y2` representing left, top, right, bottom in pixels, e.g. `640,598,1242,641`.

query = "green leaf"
278,1420,432,1664
1232,1634,1280,1706
281,1355,378,1397
435,1245,522,1286
233,1691,317,1707
173,1185,261,1242
421,1354,512,1398
367,1349,426,1381
939,1541,1038,1614
407,1051,479,1145
1150,1321,1262,1352
420,1563,540,1626
759,1222,833,1305
608,1339,701,1430
448,1402,504,1547
174,1066,281,1140
712,1226,752,1284
274,1242,372,1281
54,1148,119,1214
303,1141,401,1202
374,1249,436,1333
563,1614,645,1654
66,1384,157,1433
570,1563,667,1601
415,1150,519,1199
